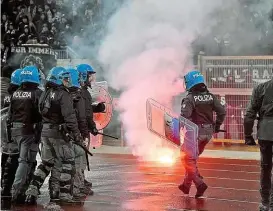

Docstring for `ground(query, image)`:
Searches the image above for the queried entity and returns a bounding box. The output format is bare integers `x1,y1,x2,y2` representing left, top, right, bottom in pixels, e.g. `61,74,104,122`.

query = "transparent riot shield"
88,81,113,130
146,98,180,148
146,98,199,159
179,116,199,159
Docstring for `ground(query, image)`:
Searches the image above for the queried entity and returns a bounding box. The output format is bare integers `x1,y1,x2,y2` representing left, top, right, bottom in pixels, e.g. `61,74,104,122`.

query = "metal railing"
55,46,80,60
198,55,273,93
197,55,273,141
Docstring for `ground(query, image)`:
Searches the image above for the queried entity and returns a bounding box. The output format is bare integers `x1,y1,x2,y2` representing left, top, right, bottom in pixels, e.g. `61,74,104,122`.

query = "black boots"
178,182,208,198
195,183,208,198
178,183,190,194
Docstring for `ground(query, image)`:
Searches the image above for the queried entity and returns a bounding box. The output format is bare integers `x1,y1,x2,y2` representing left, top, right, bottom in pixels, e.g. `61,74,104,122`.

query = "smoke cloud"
97,0,226,160
194,0,273,55
53,0,273,160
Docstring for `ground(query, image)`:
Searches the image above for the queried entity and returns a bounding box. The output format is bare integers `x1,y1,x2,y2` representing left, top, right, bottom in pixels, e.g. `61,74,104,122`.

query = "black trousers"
258,140,273,208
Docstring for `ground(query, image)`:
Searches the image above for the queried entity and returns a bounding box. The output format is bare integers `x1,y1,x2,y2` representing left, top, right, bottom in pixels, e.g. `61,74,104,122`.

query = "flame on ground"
154,147,179,166
158,155,175,165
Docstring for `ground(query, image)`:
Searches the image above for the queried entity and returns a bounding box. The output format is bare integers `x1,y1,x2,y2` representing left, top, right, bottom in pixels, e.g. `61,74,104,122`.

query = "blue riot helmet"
184,70,205,91
66,67,80,88
76,64,96,83
46,66,67,85
10,69,23,86
58,68,71,87
20,65,40,85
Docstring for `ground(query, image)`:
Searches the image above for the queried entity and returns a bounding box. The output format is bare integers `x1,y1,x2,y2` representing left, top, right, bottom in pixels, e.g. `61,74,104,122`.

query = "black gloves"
245,135,256,145
90,127,99,136
96,102,106,112
213,124,221,133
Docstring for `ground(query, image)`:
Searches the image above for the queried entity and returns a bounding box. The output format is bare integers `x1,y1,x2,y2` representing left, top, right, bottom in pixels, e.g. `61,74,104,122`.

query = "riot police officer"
1,69,22,206
68,67,92,196
76,63,102,188
25,67,82,205
9,66,42,204
77,63,101,133
179,70,226,198
48,67,91,200
244,77,273,211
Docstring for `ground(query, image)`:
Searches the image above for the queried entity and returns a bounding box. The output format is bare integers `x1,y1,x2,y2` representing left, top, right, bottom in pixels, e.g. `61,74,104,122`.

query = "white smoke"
97,0,229,160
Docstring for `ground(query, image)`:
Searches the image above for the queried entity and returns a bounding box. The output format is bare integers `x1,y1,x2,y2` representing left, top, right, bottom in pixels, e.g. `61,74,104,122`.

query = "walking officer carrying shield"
179,70,226,198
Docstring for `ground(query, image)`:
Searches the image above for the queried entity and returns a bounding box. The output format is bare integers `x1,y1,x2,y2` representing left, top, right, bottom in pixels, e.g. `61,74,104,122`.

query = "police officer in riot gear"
244,76,273,211
67,67,93,196
1,69,22,208
25,66,83,205
179,70,226,198
48,67,91,200
77,63,104,188
8,66,42,204
77,63,102,133
2,69,22,108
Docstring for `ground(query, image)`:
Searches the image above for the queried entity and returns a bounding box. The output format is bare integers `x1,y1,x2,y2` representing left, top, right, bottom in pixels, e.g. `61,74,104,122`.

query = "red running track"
7,154,260,211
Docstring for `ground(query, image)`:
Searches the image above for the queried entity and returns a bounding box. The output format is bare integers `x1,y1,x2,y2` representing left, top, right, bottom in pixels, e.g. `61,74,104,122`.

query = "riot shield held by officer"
25,66,83,205
8,66,42,204
178,70,226,198
244,76,273,211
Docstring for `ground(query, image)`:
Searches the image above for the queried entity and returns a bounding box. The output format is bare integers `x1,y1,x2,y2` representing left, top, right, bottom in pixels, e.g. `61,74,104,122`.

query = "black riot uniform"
2,84,15,108
81,86,98,135
244,78,273,211
80,85,101,189
179,83,226,198
47,86,89,200
25,82,82,204
71,87,93,196
9,83,42,203
1,84,20,200
71,88,89,139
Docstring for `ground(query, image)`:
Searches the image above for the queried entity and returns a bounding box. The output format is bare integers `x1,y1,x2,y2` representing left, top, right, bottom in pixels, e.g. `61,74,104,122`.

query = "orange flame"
158,155,175,165
154,147,179,166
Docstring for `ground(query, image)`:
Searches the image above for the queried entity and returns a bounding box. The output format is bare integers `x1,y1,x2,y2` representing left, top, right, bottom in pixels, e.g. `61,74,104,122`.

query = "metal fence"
198,55,273,140
55,47,80,60
55,49,69,59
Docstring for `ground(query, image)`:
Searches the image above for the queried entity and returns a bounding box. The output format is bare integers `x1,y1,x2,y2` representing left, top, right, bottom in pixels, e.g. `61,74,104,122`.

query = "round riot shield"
88,85,113,130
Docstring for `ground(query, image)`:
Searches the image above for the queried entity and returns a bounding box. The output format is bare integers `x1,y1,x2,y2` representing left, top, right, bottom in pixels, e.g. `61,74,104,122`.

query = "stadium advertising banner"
206,67,273,88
